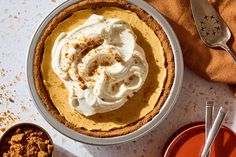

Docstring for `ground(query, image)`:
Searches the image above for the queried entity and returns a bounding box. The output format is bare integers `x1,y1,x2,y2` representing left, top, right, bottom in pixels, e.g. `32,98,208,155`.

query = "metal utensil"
201,107,228,157
205,101,214,139
205,101,214,157
190,0,236,62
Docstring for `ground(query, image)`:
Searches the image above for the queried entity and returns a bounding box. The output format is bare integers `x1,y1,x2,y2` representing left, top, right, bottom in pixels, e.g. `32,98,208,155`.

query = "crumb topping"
0,126,53,157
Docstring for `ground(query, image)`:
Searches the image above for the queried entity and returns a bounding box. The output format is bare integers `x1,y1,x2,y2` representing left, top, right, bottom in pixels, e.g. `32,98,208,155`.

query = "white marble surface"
0,0,235,157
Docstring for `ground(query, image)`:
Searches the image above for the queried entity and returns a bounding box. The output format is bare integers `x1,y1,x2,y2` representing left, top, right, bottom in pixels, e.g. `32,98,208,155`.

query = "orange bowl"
163,124,236,157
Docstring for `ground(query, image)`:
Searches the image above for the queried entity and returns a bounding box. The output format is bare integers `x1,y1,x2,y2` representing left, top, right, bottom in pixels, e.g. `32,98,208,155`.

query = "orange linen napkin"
147,0,236,96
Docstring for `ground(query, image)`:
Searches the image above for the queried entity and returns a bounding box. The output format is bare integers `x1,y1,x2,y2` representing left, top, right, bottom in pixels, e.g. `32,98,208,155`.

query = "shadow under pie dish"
27,0,183,144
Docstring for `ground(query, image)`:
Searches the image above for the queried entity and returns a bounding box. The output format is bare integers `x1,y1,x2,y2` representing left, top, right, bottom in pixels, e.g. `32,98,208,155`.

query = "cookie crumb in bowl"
0,123,54,157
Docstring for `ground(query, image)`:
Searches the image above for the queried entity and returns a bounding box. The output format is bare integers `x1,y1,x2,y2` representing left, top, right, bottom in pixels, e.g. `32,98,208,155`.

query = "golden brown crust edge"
33,0,175,137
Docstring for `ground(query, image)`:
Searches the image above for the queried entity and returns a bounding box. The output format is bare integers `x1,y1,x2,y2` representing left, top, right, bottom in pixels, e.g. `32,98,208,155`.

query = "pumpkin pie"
33,0,174,137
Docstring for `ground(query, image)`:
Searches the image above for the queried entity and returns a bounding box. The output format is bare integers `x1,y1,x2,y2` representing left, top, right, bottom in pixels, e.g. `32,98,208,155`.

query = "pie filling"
41,7,167,131
51,14,148,116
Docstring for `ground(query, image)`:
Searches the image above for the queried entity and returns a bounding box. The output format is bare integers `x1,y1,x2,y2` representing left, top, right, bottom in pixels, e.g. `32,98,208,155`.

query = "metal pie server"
190,0,236,62
205,101,214,157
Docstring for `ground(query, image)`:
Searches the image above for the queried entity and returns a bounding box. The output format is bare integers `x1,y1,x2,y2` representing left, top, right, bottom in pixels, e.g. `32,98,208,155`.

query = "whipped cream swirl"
52,15,148,116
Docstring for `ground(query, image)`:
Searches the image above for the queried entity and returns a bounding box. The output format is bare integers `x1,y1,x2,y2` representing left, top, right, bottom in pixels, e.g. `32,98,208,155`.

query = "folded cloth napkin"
147,0,236,96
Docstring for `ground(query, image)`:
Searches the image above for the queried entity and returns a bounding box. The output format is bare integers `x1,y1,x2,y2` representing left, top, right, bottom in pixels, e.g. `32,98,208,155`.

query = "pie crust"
33,0,174,137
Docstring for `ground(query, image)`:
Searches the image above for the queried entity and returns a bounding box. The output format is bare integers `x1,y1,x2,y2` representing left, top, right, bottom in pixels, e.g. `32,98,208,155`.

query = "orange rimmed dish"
163,124,236,157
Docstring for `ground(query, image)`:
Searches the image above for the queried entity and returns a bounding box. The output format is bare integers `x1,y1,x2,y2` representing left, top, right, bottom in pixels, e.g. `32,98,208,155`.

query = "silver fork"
190,0,236,62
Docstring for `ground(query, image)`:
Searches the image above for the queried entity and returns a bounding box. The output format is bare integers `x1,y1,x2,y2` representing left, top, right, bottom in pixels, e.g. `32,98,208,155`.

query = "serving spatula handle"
220,44,236,63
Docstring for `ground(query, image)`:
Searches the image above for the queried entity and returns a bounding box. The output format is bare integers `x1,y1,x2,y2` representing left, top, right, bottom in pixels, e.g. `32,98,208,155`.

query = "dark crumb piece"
129,76,135,81
0,127,7,132
8,97,14,103
77,76,85,84
114,54,122,62
100,61,111,66
38,142,46,151
80,83,87,90
47,145,53,155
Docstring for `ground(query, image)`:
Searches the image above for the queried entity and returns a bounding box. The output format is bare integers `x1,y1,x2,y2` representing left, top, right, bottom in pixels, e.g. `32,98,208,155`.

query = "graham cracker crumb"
0,126,53,156
114,54,122,62
8,97,14,103
38,151,49,157
0,110,19,133
10,133,24,143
